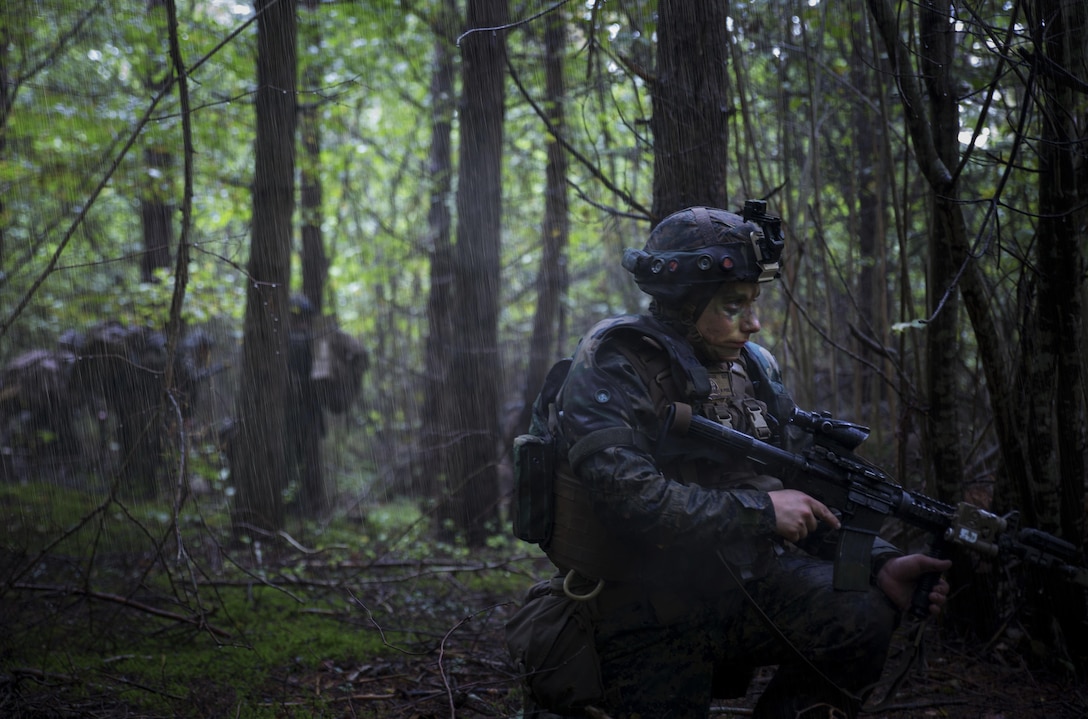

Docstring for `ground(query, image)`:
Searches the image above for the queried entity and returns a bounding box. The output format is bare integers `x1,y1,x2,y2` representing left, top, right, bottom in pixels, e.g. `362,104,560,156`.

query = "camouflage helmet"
622,201,784,309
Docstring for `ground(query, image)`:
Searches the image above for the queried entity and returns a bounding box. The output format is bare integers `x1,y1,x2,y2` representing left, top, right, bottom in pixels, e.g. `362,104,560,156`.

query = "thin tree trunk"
299,0,328,315
140,0,174,282
140,148,174,282
295,0,330,516
437,0,508,546
517,6,570,437
230,0,298,533
419,0,458,501
850,11,891,434
0,23,7,269
918,0,966,503
1027,0,1087,540
1025,0,1088,672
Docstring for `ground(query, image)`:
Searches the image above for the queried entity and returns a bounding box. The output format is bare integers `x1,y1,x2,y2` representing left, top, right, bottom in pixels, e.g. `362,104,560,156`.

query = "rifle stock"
663,402,1088,617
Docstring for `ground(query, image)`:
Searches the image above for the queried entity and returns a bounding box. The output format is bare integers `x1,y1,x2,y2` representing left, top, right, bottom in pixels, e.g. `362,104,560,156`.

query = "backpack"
511,314,710,547
511,358,571,546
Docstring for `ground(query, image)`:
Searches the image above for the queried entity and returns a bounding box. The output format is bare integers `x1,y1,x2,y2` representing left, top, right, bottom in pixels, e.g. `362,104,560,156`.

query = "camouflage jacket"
553,314,899,588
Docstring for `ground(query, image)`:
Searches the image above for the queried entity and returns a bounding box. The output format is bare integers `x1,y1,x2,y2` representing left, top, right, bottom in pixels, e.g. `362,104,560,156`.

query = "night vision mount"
622,200,786,292
741,200,784,283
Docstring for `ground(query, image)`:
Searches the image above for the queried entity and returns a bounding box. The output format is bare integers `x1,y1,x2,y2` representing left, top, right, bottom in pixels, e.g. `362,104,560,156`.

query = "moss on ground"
0,483,531,718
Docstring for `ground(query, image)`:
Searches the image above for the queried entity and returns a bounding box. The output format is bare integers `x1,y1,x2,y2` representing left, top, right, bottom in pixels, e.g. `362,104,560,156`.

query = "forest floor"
1,482,1086,719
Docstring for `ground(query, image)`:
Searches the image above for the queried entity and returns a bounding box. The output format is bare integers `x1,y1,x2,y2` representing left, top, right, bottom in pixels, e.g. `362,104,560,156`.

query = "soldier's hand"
768,489,840,542
877,554,953,615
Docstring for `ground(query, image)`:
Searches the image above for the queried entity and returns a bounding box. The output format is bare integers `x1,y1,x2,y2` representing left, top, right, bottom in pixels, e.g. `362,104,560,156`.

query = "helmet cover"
622,202,784,308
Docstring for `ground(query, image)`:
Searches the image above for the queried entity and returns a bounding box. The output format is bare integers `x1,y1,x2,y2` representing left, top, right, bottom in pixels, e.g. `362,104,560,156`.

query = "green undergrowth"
0,482,535,717
7,585,389,717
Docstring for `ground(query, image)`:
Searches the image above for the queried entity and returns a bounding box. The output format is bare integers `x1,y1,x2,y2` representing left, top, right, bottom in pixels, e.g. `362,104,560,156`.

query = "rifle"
663,402,1088,618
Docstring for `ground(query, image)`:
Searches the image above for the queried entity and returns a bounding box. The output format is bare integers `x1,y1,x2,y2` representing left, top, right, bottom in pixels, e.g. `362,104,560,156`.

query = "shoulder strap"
527,357,573,437
742,342,803,448
559,315,712,471
589,315,711,402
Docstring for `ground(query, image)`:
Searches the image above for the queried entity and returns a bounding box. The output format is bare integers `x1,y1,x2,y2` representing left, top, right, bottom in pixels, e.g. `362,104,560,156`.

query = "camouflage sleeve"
870,538,904,577
557,336,778,549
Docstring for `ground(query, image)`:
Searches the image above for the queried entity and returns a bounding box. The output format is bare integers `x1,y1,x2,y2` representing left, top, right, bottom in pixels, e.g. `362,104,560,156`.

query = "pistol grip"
909,540,949,620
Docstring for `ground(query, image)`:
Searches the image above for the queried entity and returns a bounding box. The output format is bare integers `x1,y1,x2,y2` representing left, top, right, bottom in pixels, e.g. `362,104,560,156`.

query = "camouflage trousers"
587,553,898,719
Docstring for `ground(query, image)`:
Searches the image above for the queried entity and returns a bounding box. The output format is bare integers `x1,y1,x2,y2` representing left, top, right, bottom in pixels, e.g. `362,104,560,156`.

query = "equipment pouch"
512,433,556,545
505,580,604,712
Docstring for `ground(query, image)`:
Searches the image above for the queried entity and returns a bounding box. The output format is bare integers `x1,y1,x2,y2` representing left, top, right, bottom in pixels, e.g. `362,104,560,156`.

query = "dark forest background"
2,1,1087,716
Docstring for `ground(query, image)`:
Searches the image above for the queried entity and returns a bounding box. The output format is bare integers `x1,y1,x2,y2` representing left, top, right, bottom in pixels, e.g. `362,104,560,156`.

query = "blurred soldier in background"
288,294,328,513
286,294,369,515
72,321,220,495
0,347,80,479
0,321,218,492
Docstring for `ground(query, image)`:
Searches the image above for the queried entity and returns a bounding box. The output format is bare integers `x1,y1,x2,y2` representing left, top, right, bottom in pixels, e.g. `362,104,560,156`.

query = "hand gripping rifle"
663,402,1088,618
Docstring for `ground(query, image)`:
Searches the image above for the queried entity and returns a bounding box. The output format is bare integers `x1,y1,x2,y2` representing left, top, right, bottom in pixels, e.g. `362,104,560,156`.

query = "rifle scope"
789,407,871,450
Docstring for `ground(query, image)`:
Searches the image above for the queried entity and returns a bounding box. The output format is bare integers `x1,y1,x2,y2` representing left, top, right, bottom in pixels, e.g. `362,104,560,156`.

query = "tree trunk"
1023,0,1088,672
230,0,297,534
849,12,892,431
299,0,329,316
436,0,508,546
918,1,966,503
1026,0,1087,541
140,149,175,282
651,0,731,219
517,5,570,438
0,22,7,269
419,0,458,501
294,0,330,516
299,124,328,313
140,0,174,283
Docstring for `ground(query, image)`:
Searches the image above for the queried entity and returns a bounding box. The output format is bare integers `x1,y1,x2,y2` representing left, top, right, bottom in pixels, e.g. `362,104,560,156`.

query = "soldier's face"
694,282,761,362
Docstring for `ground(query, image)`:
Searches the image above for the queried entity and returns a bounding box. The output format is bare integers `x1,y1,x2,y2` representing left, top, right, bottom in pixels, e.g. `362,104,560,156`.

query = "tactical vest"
541,315,795,584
